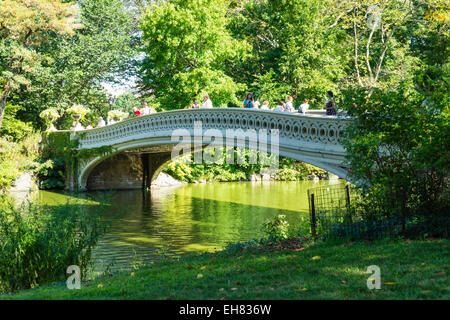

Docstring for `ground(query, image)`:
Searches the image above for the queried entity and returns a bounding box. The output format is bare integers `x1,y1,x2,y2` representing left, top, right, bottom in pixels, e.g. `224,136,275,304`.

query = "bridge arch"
71,108,351,191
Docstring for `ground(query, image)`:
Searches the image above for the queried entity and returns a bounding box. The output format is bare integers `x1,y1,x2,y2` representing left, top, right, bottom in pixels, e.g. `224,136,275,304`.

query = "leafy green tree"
139,0,247,109
9,0,137,130
326,0,448,92
112,93,141,114
1,103,33,141
0,0,78,131
228,0,346,105
343,79,449,235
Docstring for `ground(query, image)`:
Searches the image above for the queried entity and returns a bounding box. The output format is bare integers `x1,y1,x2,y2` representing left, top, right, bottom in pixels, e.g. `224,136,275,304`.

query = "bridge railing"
71,108,352,150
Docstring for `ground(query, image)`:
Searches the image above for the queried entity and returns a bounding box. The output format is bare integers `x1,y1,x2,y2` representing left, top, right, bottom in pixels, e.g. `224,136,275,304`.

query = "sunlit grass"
3,239,448,300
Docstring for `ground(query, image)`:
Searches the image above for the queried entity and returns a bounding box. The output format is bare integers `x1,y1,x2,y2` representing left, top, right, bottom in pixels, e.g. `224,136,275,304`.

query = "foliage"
0,195,108,293
66,105,90,120
39,108,60,131
250,71,292,108
107,110,129,122
35,132,115,190
163,150,325,182
262,215,290,239
35,159,66,190
0,133,40,189
0,103,33,141
39,108,60,123
0,0,79,130
139,0,248,109
112,93,141,114
342,80,449,237
6,0,137,131
227,0,346,105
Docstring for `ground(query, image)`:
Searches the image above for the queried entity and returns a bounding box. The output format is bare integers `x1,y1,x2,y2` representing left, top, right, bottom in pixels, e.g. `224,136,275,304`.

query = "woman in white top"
97,117,106,128
253,101,260,109
142,102,150,115
260,101,270,110
202,94,213,108
299,99,310,114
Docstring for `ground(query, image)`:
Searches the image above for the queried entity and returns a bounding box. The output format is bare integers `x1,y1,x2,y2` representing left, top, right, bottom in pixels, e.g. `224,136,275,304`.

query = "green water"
19,180,343,272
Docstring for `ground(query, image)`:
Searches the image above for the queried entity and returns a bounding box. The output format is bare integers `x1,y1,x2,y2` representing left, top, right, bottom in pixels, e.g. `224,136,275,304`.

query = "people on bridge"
133,107,142,117
202,94,213,108
299,99,310,114
71,121,84,131
324,91,337,116
189,98,200,109
285,96,295,112
253,101,260,109
97,117,106,128
85,122,93,130
142,102,155,115
243,93,254,109
260,101,270,110
274,100,285,112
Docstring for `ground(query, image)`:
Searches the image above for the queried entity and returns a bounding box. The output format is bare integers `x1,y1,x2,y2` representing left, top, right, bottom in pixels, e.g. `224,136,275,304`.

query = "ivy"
38,132,115,190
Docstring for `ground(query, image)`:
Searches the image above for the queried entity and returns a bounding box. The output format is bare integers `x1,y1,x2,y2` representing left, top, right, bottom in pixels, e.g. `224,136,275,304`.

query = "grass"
1,238,449,300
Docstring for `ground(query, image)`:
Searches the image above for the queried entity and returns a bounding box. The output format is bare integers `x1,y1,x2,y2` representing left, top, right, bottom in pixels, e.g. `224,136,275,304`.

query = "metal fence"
307,184,361,239
307,184,412,240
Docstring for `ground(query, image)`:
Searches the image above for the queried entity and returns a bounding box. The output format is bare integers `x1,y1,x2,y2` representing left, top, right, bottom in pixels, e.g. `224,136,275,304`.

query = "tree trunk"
0,97,6,132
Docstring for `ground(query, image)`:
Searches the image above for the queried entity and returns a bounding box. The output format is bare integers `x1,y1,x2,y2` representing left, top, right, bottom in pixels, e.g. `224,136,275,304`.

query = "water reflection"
12,180,344,272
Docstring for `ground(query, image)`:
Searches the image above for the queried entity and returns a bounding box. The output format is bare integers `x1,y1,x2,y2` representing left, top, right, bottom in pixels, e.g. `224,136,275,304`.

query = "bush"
35,159,66,189
262,215,289,239
0,159,20,189
0,195,109,294
341,81,449,238
0,134,40,189
1,103,34,141
163,151,327,182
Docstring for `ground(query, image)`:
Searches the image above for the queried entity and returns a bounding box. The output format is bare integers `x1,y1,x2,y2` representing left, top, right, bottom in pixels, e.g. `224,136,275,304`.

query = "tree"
112,92,141,114
227,0,347,105
9,0,137,129
139,0,247,109
327,0,448,91
0,0,79,131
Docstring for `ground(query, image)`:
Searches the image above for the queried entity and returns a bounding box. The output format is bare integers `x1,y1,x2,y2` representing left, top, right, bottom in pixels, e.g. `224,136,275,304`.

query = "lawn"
2,239,449,300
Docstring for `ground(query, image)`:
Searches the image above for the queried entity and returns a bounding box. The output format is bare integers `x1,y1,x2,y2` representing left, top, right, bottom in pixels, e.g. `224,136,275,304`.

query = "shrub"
262,215,289,239
0,195,109,294
1,103,33,141
0,133,40,189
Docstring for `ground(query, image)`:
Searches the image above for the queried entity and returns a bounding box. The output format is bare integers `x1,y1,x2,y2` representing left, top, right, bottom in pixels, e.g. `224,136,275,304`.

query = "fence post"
310,193,317,241
345,185,353,224
345,185,351,208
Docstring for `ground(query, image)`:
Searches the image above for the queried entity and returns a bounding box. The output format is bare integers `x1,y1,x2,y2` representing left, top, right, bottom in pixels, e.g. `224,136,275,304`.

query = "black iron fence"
308,184,361,239
307,184,417,240
307,184,449,240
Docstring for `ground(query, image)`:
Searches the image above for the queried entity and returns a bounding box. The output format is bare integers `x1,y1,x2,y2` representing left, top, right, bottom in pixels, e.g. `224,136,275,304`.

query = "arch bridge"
69,108,352,191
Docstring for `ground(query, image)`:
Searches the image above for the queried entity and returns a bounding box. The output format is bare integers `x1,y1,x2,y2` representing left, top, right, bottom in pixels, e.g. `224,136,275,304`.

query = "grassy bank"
2,239,449,300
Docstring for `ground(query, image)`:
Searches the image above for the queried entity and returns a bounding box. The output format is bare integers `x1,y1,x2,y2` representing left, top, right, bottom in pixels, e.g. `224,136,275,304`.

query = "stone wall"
85,152,173,191
86,153,143,190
